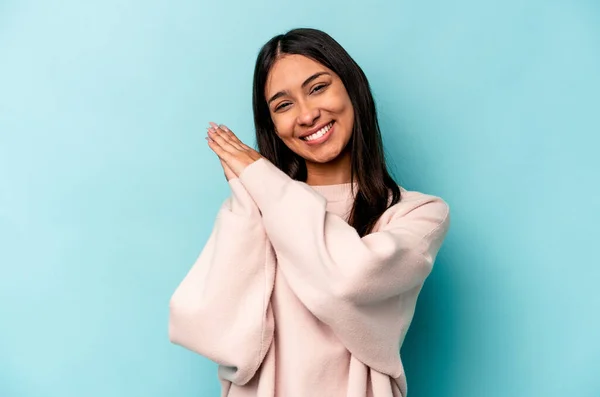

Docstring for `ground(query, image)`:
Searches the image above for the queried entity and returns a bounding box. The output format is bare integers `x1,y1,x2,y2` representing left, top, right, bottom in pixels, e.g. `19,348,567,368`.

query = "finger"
218,124,237,139
218,124,246,148
207,127,240,154
239,142,255,151
219,127,258,154
206,136,232,161
208,123,244,151
217,126,245,151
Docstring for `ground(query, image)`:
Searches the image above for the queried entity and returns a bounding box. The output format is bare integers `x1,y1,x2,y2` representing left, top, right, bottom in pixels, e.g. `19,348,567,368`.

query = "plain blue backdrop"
1,1,599,396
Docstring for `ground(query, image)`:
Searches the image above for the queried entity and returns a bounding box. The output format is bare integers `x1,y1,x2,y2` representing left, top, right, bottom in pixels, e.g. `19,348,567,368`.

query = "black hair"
252,28,401,237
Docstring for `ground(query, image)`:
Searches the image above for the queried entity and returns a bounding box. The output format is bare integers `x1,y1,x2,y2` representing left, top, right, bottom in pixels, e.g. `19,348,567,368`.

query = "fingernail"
209,121,218,128
220,125,229,131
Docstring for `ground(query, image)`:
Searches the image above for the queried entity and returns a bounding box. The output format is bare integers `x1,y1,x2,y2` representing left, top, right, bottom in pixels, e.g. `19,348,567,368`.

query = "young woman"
169,28,451,397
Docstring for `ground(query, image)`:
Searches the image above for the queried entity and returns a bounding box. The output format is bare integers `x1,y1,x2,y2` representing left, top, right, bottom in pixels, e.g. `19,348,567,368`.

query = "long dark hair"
252,28,401,237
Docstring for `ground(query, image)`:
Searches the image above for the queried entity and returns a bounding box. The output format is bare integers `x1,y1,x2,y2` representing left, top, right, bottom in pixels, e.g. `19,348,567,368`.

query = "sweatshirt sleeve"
168,178,275,386
237,158,450,377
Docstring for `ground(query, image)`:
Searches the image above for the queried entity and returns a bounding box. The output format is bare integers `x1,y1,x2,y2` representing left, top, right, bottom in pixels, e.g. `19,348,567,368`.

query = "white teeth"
303,122,333,141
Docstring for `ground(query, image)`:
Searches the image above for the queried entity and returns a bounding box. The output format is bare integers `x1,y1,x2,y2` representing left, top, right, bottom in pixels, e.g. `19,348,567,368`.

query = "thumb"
220,158,237,181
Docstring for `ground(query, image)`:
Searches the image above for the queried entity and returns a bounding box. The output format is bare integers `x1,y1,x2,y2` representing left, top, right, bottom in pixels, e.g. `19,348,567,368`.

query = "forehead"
265,54,331,96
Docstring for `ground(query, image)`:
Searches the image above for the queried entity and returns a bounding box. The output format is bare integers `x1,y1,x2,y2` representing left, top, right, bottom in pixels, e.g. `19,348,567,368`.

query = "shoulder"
375,185,451,237
397,186,450,219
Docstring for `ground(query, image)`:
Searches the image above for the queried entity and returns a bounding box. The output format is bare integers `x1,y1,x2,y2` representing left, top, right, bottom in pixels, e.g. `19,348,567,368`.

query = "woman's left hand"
206,122,263,177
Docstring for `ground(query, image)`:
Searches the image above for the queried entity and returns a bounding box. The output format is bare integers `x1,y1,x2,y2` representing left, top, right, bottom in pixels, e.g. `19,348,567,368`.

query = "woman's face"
264,54,354,164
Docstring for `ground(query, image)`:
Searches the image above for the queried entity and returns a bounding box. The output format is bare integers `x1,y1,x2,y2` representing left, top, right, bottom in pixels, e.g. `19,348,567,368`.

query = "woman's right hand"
207,122,262,181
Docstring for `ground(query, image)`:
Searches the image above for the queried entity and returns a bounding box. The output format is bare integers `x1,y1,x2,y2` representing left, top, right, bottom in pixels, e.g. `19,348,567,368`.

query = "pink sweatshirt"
169,158,450,397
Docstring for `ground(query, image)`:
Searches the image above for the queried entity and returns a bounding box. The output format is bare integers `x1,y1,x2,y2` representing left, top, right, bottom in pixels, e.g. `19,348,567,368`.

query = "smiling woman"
168,28,451,397
264,60,354,169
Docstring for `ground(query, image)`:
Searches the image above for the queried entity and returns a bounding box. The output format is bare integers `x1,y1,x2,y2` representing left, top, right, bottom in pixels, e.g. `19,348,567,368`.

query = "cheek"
341,92,353,114
343,95,355,124
272,114,296,140
328,88,353,117
334,92,354,125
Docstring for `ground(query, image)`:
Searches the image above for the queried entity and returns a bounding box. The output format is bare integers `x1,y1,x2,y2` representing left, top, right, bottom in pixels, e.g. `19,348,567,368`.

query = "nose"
296,100,320,126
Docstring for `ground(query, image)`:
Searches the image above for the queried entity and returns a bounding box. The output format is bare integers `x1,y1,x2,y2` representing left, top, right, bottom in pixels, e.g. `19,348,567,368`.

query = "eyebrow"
267,72,331,105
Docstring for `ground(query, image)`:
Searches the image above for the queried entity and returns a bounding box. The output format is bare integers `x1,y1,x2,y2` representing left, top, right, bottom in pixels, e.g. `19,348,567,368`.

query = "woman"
169,28,450,397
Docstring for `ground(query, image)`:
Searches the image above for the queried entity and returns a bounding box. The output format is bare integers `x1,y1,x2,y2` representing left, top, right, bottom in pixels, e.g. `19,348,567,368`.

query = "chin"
301,146,347,164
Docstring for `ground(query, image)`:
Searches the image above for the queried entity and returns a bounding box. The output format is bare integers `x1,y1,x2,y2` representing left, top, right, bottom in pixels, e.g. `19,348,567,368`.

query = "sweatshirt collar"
309,182,357,203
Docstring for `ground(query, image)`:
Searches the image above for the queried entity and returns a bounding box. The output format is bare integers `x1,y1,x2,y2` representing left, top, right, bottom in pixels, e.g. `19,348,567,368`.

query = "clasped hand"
206,122,263,181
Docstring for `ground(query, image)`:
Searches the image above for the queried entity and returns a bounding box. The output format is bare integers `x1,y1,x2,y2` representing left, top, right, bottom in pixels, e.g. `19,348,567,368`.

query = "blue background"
1,1,599,396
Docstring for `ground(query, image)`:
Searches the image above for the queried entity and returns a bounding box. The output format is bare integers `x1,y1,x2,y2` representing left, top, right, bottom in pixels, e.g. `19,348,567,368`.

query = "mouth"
299,121,335,144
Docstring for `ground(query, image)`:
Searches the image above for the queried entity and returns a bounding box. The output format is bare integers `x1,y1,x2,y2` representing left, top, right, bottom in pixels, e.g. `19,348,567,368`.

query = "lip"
301,122,335,146
298,121,334,139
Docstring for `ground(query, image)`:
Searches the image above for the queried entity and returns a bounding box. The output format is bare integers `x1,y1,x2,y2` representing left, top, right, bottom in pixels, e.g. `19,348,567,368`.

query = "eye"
311,83,327,94
274,102,291,112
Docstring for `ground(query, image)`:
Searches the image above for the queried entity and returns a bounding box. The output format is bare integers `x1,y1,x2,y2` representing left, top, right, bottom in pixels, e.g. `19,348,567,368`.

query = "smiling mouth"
300,121,334,141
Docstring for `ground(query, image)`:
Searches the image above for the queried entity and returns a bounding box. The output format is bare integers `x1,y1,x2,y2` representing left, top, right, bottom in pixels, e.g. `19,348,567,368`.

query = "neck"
305,150,352,186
